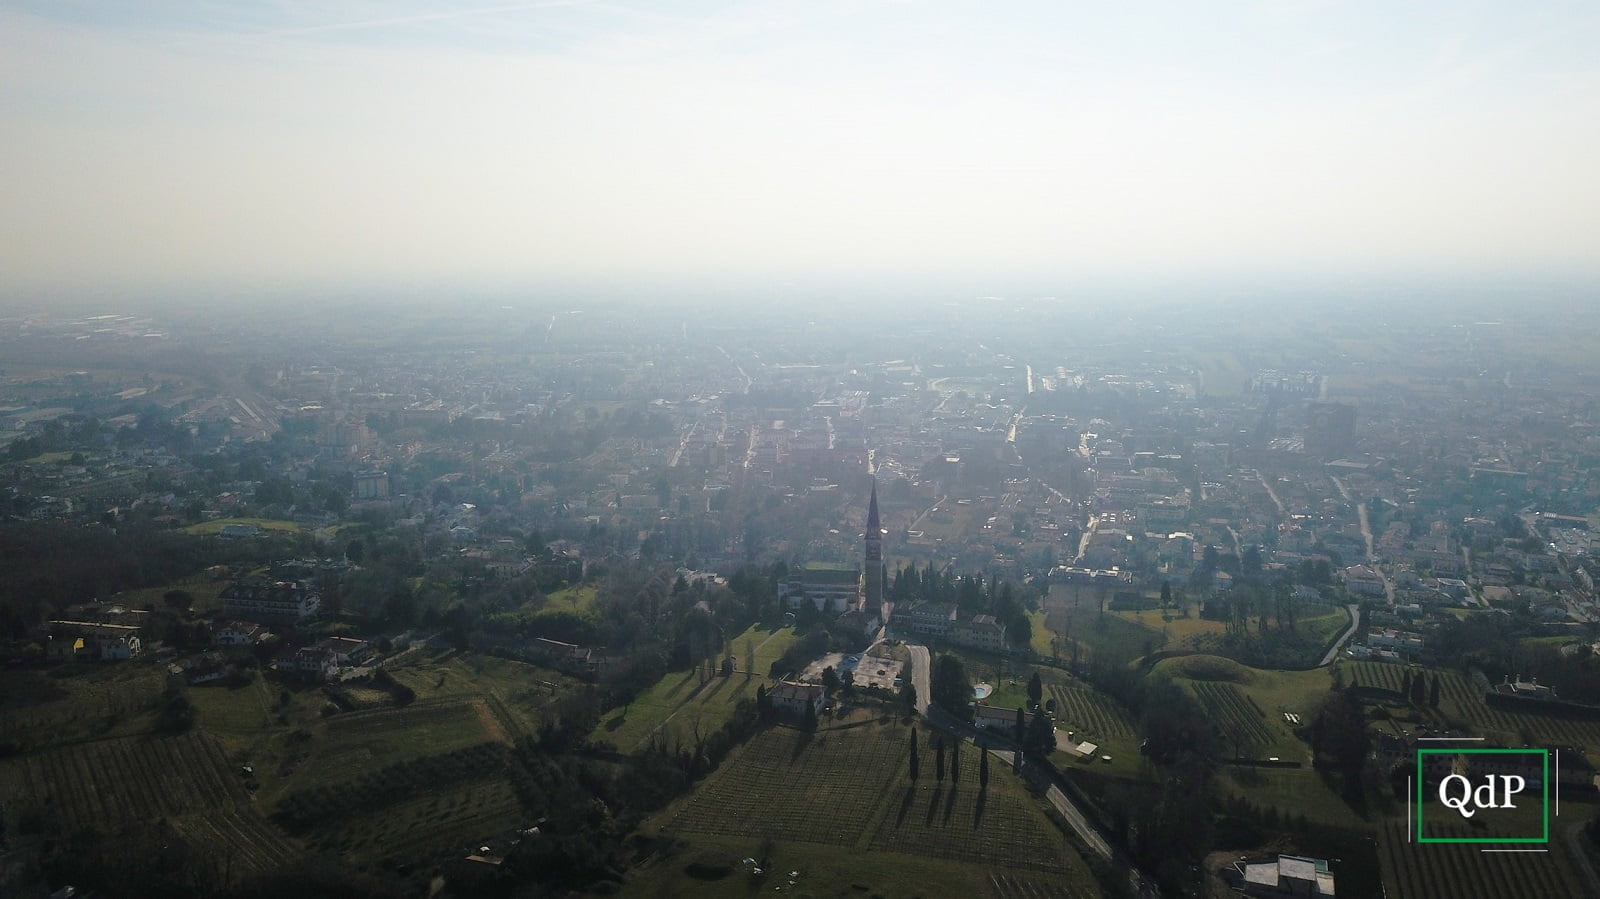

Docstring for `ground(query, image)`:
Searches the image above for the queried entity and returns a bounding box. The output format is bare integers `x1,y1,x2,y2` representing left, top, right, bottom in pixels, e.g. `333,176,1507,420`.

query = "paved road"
1318,603,1362,667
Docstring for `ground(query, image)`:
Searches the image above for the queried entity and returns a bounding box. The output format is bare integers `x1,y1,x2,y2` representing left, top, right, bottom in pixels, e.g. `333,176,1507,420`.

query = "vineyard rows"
1046,685,1135,738
670,726,901,844
865,745,1076,874
307,778,524,862
14,731,247,824
987,871,1099,899
671,725,1090,879
1192,682,1274,751
171,805,301,881
1377,819,1582,899
1348,663,1600,749
8,731,300,884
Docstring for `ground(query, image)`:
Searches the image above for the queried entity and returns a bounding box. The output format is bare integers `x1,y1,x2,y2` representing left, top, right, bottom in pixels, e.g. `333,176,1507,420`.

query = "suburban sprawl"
3,294,1600,898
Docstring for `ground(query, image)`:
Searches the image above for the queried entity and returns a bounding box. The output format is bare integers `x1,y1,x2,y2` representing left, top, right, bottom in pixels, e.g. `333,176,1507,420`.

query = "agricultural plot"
304,777,523,862
601,623,797,752
867,743,1083,875
384,651,579,738
1191,682,1272,753
267,698,504,801
668,724,902,846
1377,818,1584,899
1046,684,1135,739
1345,662,1600,751
1215,767,1364,827
2,731,300,881
663,721,1096,883
0,663,167,750
986,871,1099,899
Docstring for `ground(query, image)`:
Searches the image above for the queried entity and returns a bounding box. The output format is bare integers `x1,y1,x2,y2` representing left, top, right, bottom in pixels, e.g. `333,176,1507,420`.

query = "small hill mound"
1163,654,1255,685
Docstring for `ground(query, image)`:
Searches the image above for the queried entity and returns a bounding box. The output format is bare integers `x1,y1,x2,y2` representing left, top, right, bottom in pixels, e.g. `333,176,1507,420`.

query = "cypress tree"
935,734,946,782
950,739,960,784
908,728,920,782
979,746,990,789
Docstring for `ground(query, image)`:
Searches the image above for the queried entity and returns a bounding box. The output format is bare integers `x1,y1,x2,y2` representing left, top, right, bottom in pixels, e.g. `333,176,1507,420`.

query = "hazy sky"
3,1,1598,300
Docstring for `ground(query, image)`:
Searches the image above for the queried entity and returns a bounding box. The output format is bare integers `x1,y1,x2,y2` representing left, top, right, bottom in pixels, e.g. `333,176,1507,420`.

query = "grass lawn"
1216,766,1364,826
181,517,303,536
250,697,502,807
1045,584,1167,662
544,583,599,615
0,661,169,750
600,623,798,753
110,578,230,613
630,718,1101,896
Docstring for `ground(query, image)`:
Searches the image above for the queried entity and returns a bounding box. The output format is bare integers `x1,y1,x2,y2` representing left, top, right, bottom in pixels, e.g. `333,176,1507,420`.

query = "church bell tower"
863,480,884,614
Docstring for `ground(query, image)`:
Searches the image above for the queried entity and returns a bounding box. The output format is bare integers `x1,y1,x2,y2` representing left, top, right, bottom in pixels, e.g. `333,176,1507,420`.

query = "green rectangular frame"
1415,748,1549,844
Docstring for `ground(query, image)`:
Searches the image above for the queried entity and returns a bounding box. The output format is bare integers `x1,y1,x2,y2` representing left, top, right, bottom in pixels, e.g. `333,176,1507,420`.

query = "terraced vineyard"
1377,818,1584,899
1191,682,1273,751
1046,684,1135,738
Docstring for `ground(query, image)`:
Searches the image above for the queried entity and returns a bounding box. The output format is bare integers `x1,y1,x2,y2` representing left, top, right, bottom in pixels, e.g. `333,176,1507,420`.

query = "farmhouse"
768,680,825,717
531,637,600,673
973,704,1020,734
291,636,370,680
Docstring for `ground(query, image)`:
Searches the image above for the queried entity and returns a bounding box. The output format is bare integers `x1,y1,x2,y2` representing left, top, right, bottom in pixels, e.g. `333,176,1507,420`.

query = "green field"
0,661,168,750
633,719,1100,897
266,698,506,802
383,650,581,738
1156,655,1332,760
1215,765,1364,827
0,730,300,883
1044,584,1166,663
544,582,599,615
1343,660,1600,756
180,517,304,536
600,622,798,752
1377,815,1586,899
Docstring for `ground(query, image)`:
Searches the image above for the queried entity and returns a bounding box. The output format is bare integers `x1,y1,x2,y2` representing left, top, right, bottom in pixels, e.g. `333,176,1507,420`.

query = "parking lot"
800,651,904,692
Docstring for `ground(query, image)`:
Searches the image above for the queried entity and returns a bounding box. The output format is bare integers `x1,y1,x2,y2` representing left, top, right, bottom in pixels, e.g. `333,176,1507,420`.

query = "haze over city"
4,0,1599,303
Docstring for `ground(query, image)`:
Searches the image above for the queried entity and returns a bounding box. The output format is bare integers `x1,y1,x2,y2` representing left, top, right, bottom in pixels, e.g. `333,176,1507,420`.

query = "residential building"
949,614,1008,652
768,680,825,717
220,579,321,621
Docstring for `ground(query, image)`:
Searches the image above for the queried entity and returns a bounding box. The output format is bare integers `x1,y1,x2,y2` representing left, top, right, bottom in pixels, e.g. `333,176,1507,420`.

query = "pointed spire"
867,478,881,533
